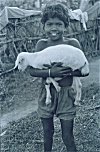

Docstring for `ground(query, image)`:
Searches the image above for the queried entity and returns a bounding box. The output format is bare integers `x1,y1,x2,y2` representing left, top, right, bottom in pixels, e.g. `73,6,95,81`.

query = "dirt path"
81,57,100,86
1,99,38,129
1,57,100,130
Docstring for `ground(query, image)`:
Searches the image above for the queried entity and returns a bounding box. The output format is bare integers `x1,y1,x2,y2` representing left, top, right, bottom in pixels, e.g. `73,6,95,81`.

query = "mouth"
49,32,60,40
50,32,59,36
51,33,57,36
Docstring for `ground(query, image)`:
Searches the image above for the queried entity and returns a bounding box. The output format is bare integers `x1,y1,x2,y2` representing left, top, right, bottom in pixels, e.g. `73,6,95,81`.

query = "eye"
19,58,24,64
56,23,63,26
46,23,53,26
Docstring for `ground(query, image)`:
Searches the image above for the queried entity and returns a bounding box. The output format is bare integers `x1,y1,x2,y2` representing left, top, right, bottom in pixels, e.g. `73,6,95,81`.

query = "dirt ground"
0,57,100,152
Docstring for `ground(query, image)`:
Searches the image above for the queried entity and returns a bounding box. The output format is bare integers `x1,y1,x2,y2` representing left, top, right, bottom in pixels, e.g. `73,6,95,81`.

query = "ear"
14,56,24,69
14,58,19,69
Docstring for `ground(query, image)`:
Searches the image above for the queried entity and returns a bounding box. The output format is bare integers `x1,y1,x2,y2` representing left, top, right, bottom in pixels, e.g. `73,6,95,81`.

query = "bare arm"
72,69,89,77
26,39,49,78
27,40,73,78
27,39,89,78
26,66,49,78
27,65,73,78
68,38,89,77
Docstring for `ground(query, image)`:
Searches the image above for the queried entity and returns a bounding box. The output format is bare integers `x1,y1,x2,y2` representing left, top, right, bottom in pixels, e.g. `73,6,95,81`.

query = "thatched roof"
0,6,41,31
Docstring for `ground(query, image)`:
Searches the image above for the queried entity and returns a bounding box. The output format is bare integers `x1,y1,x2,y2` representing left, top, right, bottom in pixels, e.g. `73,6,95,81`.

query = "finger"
51,62,63,67
43,64,51,68
60,70,72,76
63,67,72,70
61,73,72,77
55,62,63,66
61,69,72,73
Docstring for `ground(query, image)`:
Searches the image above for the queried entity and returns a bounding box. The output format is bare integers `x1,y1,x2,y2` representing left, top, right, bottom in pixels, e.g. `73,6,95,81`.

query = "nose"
51,24,57,30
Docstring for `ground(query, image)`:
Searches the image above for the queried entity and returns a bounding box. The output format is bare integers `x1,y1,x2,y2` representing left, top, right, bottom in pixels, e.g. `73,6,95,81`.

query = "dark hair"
41,3,69,27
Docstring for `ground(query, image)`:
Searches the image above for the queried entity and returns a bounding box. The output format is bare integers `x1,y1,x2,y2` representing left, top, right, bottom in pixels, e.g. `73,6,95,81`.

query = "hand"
43,62,72,77
50,66,72,78
43,62,63,68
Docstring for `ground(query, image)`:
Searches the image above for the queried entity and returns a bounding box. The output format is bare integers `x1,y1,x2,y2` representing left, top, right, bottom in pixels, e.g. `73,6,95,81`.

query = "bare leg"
41,117,54,152
60,119,77,152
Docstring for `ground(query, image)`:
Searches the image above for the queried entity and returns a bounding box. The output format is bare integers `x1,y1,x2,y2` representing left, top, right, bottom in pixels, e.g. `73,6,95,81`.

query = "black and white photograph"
0,0,100,152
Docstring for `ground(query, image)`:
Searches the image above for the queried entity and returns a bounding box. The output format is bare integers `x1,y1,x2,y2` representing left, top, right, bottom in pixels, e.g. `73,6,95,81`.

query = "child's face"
44,17,65,41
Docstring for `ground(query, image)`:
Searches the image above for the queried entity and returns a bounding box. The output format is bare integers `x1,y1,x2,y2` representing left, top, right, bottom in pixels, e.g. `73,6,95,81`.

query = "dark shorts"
37,80,76,120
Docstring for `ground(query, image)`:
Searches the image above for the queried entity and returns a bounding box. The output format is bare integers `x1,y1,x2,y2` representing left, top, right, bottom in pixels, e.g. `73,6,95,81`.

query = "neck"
48,37,64,46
